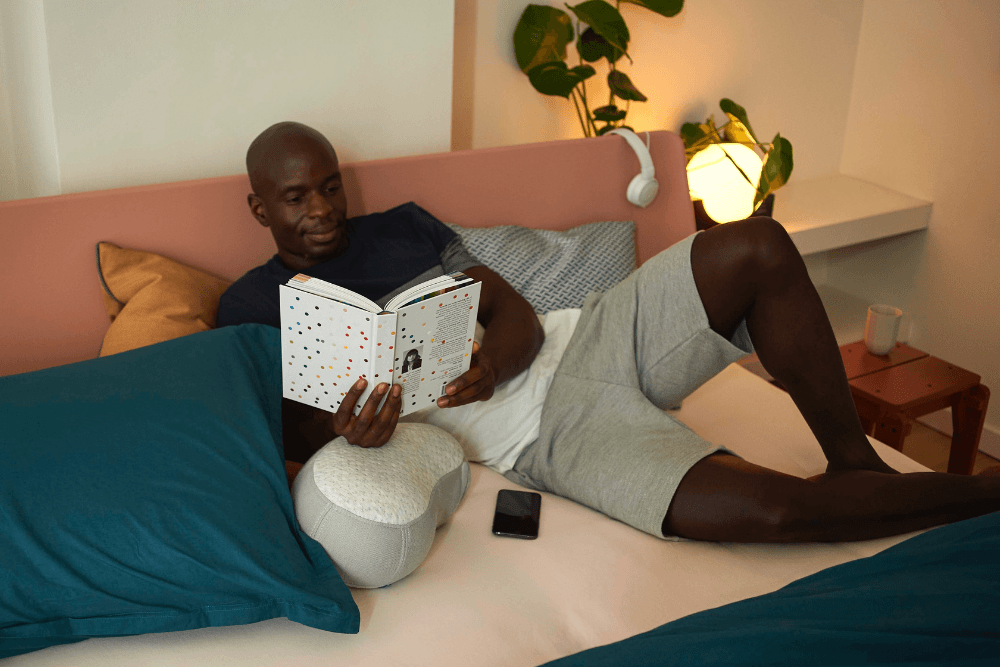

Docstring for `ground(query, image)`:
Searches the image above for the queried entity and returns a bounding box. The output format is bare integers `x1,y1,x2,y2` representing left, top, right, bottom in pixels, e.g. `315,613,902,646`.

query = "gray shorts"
504,233,754,538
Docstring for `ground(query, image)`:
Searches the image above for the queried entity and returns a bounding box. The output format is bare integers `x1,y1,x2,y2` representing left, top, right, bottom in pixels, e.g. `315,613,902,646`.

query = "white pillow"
292,423,470,588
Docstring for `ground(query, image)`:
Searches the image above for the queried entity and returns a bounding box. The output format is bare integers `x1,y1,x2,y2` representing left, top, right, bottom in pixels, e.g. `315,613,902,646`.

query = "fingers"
439,376,494,407
333,377,367,426
332,378,403,448
360,384,402,448
437,351,495,408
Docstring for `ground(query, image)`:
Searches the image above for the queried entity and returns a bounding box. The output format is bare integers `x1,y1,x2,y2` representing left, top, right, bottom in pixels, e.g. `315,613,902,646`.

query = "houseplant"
681,98,794,212
513,1,684,137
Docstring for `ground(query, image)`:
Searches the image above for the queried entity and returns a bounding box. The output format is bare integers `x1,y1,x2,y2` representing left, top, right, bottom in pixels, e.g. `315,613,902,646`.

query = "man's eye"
287,196,303,204
326,185,339,194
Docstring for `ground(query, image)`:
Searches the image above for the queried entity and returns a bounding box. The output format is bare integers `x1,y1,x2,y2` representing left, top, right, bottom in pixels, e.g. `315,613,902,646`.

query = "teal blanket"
542,512,1000,666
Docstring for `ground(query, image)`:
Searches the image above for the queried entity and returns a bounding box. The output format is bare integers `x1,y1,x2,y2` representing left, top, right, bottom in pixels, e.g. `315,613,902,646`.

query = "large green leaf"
620,0,684,18
593,104,627,121
756,133,794,207
680,122,707,150
722,119,758,148
577,26,624,63
719,98,758,144
527,61,594,98
680,117,722,159
566,1,630,62
608,70,646,101
514,5,574,73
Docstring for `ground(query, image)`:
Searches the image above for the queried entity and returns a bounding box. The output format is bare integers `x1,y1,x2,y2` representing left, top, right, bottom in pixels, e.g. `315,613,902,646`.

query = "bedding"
446,219,636,314
2,130,986,667
541,511,1000,666
0,325,358,659
4,364,935,667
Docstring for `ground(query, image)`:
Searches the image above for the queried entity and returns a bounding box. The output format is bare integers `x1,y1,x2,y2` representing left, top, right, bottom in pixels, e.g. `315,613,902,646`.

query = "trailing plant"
513,1,684,137
680,98,794,209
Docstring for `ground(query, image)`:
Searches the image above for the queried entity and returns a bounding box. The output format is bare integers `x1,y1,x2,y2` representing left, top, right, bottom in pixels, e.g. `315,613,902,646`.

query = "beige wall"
834,0,1000,433
2,0,454,198
0,0,60,200
453,0,865,181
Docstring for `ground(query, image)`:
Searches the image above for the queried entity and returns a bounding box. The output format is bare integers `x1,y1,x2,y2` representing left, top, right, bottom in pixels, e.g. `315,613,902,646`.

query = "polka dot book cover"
279,272,481,416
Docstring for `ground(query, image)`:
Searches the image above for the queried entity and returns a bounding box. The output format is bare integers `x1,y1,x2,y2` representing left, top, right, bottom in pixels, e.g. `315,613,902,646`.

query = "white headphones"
607,128,659,208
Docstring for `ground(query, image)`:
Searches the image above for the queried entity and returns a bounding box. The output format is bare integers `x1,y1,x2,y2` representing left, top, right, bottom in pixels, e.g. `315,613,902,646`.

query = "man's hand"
437,342,496,408
330,377,402,447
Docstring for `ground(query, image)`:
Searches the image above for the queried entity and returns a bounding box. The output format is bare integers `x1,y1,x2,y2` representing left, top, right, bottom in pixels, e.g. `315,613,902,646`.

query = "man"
219,121,1000,543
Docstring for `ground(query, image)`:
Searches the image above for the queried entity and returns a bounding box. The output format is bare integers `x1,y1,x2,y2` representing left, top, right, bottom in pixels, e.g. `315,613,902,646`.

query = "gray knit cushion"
447,220,636,314
292,423,470,589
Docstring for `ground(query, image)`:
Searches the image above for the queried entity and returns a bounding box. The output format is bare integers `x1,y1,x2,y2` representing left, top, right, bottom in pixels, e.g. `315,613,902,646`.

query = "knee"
745,217,800,273
730,216,803,290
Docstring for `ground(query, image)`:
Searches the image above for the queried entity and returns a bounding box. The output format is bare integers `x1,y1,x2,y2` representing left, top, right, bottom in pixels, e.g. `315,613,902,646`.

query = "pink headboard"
0,131,695,377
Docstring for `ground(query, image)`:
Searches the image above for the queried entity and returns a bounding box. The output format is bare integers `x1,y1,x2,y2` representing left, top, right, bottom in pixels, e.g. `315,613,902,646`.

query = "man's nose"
306,191,332,218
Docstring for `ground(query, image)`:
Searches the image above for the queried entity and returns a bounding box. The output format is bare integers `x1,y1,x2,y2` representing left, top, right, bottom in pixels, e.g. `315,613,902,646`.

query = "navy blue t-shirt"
217,202,480,329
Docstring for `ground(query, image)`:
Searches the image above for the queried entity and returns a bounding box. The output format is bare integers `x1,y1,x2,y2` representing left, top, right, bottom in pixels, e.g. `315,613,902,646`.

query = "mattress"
9,364,929,667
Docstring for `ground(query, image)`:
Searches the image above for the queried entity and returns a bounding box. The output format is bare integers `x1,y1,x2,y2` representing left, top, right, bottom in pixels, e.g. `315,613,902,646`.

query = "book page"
384,271,475,312
280,285,378,416
392,281,482,415
288,274,380,313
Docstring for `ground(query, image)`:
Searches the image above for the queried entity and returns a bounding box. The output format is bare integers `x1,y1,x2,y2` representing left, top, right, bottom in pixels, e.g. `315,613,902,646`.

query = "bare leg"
665,218,1000,542
690,217,893,473
664,453,1000,542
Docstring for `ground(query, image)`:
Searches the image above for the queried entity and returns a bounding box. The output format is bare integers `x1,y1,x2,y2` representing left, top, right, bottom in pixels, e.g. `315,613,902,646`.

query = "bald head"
244,122,349,271
246,122,337,196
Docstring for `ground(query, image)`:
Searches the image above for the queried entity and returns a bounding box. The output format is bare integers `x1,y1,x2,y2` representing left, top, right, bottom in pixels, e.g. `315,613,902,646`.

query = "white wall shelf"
773,173,932,256
767,173,932,347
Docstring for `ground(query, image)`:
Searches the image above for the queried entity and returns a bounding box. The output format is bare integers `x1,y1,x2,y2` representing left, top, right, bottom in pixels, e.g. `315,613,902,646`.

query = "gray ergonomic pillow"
292,423,470,588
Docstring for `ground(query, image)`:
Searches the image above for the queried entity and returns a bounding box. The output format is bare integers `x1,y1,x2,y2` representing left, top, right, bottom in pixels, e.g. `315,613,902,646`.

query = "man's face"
249,135,349,271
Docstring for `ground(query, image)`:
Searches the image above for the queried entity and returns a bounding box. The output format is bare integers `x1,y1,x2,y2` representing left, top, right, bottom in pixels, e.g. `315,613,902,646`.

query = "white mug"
864,304,903,355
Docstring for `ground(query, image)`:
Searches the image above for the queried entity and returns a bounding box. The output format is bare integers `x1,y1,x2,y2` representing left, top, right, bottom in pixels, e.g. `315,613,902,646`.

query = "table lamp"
686,143,765,225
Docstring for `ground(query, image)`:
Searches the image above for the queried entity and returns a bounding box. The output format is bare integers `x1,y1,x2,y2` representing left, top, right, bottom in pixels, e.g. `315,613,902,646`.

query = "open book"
279,272,481,416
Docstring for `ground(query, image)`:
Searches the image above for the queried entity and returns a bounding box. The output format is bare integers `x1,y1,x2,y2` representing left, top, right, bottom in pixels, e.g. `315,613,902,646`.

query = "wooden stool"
840,341,991,475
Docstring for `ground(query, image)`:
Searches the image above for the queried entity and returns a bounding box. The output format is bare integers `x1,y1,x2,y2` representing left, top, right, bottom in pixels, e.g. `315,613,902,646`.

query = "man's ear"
247,193,268,228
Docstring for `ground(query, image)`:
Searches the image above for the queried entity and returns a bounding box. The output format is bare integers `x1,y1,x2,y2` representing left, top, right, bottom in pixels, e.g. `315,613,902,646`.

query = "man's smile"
304,226,340,243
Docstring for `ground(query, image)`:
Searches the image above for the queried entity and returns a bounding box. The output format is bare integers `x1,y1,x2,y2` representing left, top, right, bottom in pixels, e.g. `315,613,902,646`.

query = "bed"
2,131,997,666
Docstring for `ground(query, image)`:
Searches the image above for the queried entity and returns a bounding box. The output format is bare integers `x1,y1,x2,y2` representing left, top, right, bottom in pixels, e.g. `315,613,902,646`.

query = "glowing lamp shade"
686,143,764,223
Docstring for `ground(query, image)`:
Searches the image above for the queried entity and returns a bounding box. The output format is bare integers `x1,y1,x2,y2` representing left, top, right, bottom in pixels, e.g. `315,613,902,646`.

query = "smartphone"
492,489,541,539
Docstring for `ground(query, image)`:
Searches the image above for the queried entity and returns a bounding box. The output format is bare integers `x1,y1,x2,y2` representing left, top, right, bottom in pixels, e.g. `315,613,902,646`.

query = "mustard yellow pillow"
97,242,231,356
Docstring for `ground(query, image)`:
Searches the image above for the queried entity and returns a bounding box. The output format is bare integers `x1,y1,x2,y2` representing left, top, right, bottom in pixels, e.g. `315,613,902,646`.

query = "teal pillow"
0,324,359,659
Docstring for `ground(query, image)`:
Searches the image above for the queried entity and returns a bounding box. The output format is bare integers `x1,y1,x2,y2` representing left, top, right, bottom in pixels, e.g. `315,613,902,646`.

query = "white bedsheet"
10,365,929,667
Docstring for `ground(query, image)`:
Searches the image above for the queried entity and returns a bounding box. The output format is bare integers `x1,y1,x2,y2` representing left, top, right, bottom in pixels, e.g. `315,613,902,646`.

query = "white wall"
455,0,1000,439
1,0,454,198
454,0,865,182
0,0,60,200
835,0,1000,434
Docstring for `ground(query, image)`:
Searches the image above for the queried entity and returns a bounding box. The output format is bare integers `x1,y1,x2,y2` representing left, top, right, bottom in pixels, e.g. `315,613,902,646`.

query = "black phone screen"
492,489,541,539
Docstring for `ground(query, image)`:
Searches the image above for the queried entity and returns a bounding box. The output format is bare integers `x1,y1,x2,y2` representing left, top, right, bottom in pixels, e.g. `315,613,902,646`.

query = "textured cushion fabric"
293,423,470,589
96,242,231,356
447,220,636,314
0,325,359,659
